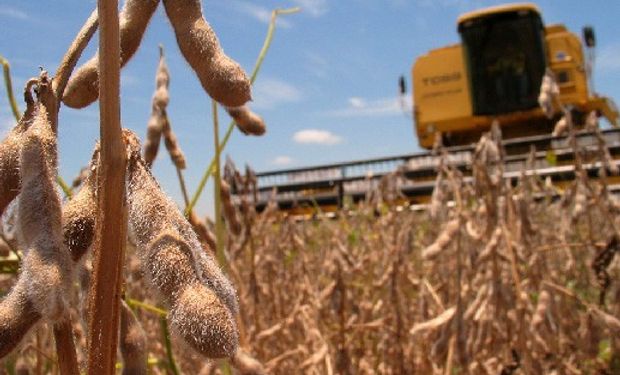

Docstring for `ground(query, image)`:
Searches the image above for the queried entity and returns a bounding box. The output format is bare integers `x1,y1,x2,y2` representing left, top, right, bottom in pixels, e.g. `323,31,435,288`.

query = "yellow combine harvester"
413,2,618,148
234,3,620,215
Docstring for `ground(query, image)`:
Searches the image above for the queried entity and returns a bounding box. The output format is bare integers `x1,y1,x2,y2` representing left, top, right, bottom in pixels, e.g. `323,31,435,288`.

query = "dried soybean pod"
170,281,238,358
231,348,267,375
153,45,170,108
162,0,251,107
144,230,238,358
226,106,266,136
63,149,99,262
220,179,242,236
143,45,170,166
71,166,89,189
0,90,71,359
422,218,460,260
120,300,148,375
161,114,186,169
0,283,42,358
531,290,550,328
0,83,36,216
125,130,238,357
17,103,72,322
143,114,163,167
125,130,237,311
62,0,160,108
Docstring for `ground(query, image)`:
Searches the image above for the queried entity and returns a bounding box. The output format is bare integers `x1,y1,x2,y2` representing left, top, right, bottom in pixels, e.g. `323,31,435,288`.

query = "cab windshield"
459,10,546,115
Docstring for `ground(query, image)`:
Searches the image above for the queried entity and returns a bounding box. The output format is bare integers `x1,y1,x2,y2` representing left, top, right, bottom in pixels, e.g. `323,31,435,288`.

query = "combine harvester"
233,3,620,216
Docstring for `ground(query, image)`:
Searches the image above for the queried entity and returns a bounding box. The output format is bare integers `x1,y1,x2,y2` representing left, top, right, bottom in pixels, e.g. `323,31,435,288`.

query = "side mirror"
583,26,595,48
399,75,407,95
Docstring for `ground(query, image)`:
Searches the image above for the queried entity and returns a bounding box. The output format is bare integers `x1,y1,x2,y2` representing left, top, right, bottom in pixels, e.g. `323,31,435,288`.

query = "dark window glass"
459,11,547,115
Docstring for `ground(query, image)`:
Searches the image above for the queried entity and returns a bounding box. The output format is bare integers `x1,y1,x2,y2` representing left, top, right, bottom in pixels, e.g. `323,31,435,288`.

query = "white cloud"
231,1,292,27
348,97,366,108
0,7,29,20
292,0,328,17
304,52,329,78
598,43,620,71
252,77,302,110
325,94,412,118
272,155,295,166
293,129,342,145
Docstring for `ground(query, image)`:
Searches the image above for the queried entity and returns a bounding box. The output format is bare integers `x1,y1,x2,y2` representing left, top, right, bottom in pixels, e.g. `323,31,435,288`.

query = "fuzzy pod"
120,300,148,375
161,115,186,170
143,230,238,357
465,219,483,241
410,306,456,337
169,283,238,358
220,179,242,236
591,307,620,333
125,130,238,312
552,116,568,137
62,0,160,108
62,154,98,262
162,0,251,107
571,179,587,222
0,129,25,217
0,283,42,358
429,171,446,220
226,106,266,136
422,218,460,260
0,85,36,217
476,227,502,265
538,70,559,118
71,166,89,189
125,131,238,356
0,81,70,359
463,284,489,321
531,290,550,329
143,46,170,166
153,45,170,108
231,348,267,375
143,114,163,167
17,112,72,322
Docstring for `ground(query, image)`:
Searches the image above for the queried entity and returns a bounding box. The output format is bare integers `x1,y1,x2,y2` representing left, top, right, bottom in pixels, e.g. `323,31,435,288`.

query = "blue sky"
1,0,620,216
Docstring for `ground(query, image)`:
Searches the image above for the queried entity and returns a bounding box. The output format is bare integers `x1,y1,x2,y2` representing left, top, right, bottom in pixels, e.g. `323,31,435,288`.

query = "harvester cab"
412,2,619,149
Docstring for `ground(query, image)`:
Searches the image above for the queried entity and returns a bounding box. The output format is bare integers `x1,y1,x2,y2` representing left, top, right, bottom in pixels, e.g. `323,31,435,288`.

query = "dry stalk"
86,0,127,372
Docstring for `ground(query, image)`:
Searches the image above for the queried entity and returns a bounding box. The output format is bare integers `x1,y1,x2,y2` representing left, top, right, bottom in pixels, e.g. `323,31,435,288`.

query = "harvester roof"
457,2,541,26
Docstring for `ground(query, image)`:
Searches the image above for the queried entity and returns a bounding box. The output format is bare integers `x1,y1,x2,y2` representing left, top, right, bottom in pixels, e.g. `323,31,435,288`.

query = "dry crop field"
1,0,620,374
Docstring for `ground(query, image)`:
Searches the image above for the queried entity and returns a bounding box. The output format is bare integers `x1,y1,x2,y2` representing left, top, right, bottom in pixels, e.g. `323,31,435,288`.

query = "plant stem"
249,7,301,84
185,123,235,216
53,9,99,100
0,54,21,121
176,167,190,208
52,318,79,375
184,7,300,216
212,100,227,270
126,298,167,317
87,0,126,373
57,176,73,198
159,316,180,375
